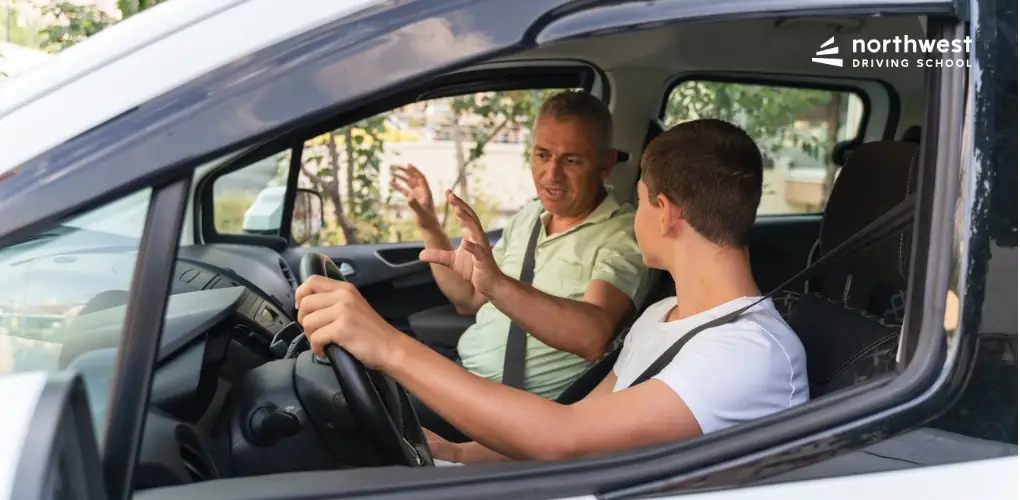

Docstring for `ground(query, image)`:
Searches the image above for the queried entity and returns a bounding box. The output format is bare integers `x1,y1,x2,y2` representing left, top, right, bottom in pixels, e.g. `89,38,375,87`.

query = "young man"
295,119,808,462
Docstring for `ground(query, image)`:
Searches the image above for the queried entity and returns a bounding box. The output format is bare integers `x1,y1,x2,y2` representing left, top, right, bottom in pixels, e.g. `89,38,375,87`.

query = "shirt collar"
539,185,623,241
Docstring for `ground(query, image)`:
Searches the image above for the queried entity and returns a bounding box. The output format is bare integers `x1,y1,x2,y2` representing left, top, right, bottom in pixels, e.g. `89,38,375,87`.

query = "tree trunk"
442,117,469,228
820,94,843,208
327,131,358,244
343,127,356,217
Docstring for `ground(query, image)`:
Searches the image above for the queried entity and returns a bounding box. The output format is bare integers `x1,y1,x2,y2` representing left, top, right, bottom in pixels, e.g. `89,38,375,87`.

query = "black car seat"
775,140,918,398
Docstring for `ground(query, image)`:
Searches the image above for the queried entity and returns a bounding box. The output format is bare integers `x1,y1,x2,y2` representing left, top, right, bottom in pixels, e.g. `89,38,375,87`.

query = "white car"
0,0,1015,499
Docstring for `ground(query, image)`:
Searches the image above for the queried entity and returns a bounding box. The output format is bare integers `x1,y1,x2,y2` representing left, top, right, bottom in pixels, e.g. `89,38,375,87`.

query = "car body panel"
0,372,47,500
0,0,383,173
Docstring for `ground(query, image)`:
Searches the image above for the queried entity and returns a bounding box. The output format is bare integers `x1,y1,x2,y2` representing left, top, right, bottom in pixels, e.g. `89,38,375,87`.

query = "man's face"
634,179,664,269
530,114,612,217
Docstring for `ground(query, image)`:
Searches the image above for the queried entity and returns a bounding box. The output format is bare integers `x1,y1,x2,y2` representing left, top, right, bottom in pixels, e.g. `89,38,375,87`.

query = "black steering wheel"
298,253,433,467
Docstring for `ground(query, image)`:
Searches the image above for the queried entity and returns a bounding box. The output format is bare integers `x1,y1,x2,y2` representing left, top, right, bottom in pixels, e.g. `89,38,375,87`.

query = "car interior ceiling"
111,12,1020,497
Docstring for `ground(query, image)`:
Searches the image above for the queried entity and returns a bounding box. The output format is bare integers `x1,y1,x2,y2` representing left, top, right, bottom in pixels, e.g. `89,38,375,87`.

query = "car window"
210,89,575,245
212,149,293,235
662,80,866,216
0,188,151,439
294,89,571,246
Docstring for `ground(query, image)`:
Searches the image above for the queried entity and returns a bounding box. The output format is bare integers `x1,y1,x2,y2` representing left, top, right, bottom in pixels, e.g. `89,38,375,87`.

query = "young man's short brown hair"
640,119,763,247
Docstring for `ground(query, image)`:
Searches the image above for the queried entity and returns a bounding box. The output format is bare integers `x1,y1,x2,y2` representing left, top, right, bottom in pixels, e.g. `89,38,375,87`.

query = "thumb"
419,248,456,267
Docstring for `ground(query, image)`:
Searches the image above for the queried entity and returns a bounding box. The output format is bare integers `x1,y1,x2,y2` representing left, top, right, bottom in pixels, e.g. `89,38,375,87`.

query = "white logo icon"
812,36,843,67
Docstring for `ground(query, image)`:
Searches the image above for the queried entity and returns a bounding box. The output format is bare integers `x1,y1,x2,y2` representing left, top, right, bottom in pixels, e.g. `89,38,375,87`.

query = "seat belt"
501,216,544,389
628,193,916,388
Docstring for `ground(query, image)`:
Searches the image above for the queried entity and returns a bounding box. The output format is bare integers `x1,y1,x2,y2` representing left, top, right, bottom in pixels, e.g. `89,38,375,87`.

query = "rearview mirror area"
291,188,324,245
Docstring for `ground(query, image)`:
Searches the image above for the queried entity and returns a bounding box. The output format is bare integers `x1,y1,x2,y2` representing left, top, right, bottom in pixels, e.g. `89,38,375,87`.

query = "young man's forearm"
486,278,617,360
420,224,485,314
386,333,578,460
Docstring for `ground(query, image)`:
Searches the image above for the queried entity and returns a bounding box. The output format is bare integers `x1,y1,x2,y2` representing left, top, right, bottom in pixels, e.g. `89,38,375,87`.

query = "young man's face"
634,178,666,269
530,114,613,218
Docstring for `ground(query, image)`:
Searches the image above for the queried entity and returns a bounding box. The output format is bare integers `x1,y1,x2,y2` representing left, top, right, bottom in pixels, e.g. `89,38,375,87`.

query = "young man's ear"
657,193,679,236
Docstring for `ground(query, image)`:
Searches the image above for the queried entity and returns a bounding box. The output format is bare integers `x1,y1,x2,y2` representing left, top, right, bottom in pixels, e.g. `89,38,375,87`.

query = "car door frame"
0,0,985,497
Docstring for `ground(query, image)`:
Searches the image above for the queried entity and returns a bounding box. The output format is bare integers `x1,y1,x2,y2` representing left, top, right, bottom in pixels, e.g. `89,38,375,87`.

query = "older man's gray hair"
534,91,614,154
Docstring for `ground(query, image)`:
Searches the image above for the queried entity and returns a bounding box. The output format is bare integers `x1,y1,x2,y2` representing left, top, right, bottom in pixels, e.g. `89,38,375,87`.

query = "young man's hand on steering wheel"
295,275,401,368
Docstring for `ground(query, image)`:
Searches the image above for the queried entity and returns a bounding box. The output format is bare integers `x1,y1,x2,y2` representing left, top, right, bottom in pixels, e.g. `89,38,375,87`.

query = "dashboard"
59,243,325,489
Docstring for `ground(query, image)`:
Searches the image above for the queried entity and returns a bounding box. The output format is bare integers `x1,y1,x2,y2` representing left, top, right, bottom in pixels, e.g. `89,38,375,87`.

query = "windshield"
0,188,151,437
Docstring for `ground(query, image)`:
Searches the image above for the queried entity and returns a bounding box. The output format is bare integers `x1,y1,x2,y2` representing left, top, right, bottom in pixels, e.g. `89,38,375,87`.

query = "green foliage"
665,81,836,166
37,2,118,51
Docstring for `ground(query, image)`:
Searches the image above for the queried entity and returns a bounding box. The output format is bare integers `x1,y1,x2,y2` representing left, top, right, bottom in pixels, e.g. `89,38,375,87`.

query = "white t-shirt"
612,296,808,434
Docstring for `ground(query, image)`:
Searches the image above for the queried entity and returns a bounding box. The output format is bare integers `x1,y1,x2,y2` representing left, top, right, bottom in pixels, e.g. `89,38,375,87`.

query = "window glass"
662,81,865,215
0,188,151,439
212,149,292,235
296,89,567,247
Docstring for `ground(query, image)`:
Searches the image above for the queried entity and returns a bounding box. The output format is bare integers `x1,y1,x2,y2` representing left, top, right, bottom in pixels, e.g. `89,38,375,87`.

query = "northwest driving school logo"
811,35,972,68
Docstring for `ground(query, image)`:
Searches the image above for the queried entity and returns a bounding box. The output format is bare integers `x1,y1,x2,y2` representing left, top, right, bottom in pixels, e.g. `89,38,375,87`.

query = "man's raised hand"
390,164,439,230
419,191,506,297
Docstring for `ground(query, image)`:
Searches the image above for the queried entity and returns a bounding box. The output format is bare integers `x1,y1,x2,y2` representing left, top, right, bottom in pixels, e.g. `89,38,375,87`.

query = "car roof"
0,0,382,175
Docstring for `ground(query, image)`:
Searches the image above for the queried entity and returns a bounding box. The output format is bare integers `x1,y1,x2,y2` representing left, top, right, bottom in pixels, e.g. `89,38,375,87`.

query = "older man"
389,91,650,405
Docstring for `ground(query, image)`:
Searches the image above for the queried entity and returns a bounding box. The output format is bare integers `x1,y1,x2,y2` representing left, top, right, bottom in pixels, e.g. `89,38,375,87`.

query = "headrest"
820,141,919,291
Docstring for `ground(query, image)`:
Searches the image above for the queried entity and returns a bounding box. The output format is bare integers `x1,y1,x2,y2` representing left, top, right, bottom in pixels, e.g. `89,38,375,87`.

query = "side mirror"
291,188,324,245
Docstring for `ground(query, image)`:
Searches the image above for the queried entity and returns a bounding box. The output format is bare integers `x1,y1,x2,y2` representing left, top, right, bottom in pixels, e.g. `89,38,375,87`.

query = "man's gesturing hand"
419,191,507,297
294,275,400,369
390,164,439,231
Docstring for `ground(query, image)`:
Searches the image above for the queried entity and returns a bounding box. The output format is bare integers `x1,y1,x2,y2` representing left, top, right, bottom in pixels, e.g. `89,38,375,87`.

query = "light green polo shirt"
457,189,652,400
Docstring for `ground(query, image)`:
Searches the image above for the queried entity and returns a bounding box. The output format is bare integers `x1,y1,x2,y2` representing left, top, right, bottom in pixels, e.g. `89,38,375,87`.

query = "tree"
441,89,556,228
665,81,834,167
37,0,163,52
300,117,390,245
37,2,118,51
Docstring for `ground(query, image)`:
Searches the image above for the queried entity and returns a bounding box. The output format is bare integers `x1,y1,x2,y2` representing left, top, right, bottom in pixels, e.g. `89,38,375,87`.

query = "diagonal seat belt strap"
628,193,917,388
501,216,544,389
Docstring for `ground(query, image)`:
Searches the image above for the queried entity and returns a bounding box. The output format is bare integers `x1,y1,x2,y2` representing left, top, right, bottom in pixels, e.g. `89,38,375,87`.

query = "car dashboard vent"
279,258,298,289
176,428,216,483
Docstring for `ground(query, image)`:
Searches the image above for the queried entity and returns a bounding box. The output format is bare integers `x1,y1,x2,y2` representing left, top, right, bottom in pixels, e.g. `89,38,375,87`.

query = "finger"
296,290,341,325
391,173,412,185
296,274,350,309
447,191,482,224
307,321,340,358
461,240,491,261
419,248,457,267
301,301,344,336
389,181,411,198
405,163,425,179
454,207,488,243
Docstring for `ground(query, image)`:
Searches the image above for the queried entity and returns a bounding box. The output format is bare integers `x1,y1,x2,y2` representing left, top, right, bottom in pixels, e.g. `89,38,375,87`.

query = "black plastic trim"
102,177,191,500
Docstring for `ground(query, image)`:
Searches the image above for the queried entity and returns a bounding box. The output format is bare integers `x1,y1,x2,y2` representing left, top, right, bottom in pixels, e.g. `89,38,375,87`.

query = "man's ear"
599,149,619,180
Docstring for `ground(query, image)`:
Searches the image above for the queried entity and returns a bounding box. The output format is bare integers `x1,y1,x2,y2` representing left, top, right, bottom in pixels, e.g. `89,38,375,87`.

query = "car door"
198,65,607,336
0,373,107,500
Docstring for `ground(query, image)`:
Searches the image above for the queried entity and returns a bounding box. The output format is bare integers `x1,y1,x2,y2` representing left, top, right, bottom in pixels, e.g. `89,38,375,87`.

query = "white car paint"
0,372,47,500
0,0,381,174
664,455,1018,500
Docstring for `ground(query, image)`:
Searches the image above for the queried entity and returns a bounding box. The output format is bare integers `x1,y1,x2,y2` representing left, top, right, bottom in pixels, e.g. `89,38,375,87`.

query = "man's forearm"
487,278,616,360
387,334,577,461
420,225,485,314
